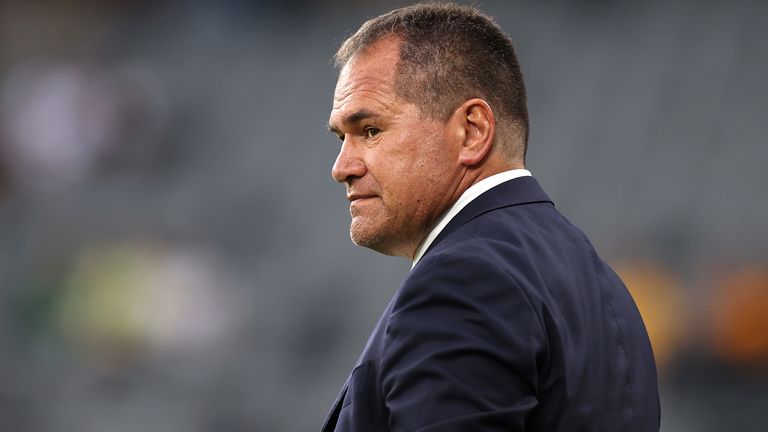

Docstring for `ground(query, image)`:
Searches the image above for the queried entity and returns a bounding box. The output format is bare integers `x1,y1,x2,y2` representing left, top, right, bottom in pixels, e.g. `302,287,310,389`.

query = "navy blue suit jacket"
322,176,660,431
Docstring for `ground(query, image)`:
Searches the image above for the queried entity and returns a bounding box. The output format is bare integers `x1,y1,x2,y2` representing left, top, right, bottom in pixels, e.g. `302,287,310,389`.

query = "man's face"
329,37,463,258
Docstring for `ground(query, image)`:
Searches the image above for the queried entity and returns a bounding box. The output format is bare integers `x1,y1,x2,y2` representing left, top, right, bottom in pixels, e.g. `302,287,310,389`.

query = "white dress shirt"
411,169,532,268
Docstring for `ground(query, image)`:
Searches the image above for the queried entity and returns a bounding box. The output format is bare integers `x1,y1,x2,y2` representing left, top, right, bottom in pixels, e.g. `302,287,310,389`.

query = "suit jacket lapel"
321,385,348,432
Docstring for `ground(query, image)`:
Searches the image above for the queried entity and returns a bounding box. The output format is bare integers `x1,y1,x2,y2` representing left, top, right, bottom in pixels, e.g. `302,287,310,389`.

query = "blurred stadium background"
0,0,766,430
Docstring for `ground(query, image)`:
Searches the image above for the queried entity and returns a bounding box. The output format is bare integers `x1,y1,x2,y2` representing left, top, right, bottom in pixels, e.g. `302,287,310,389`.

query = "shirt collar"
411,169,532,268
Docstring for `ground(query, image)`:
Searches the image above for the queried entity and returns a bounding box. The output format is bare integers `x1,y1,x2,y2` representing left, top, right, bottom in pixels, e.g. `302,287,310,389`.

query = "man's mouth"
348,193,377,202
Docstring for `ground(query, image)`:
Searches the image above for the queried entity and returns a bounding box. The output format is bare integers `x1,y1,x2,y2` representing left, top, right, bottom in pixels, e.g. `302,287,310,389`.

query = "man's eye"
364,127,381,138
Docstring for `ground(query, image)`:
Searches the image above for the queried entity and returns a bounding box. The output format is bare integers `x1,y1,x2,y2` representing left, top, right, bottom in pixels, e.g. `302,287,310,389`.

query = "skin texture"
329,36,519,259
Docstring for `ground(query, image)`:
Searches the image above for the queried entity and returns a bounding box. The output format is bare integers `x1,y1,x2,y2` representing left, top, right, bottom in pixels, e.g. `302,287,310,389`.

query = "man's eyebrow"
327,109,381,134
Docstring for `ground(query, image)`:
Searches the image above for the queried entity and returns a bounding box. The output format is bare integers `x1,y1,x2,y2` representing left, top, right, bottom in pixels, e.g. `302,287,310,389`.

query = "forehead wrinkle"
330,46,402,130
333,74,395,104
333,35,402,104
330,84,399,131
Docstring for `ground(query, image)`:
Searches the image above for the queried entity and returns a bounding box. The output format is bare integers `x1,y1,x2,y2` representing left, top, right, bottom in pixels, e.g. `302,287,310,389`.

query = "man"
324,3,660,431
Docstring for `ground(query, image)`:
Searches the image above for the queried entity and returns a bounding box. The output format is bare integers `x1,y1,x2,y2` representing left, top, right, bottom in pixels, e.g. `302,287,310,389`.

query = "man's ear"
452,99,496,167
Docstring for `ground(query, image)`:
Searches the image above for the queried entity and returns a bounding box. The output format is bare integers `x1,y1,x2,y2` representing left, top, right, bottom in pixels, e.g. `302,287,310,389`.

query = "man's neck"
410,168,532,267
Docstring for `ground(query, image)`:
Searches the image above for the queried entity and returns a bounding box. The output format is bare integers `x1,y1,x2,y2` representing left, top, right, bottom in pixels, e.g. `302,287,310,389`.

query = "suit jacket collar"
422,176,554,258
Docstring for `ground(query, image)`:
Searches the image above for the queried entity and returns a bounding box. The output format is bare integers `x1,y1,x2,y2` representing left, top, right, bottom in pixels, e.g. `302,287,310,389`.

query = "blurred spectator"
711,264,768,369
56,241,242,366
0,62,168,194
614,259,688,371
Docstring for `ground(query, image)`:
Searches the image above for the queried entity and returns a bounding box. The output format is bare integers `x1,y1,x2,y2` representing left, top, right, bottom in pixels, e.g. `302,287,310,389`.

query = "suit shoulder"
411,237,516,283
400,239,545,331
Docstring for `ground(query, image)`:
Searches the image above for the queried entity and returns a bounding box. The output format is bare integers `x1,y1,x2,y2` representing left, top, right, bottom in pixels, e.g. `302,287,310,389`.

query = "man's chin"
350,223,398,256
350,227,382,250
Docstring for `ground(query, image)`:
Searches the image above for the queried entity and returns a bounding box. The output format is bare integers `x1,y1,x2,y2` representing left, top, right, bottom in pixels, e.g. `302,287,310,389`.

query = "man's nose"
331,140,366,183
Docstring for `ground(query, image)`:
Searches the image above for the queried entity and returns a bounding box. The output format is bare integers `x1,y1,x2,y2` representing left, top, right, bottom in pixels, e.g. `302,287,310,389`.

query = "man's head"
329,3,528,259
335,3,529,160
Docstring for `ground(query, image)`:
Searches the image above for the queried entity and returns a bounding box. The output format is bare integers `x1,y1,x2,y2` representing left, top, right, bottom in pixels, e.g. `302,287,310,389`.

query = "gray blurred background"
1,0,766,430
